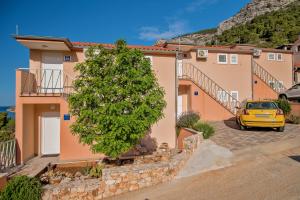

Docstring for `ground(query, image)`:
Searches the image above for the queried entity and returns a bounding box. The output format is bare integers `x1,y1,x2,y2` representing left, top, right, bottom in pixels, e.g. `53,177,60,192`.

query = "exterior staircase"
178,62,240,115
252,61,286,93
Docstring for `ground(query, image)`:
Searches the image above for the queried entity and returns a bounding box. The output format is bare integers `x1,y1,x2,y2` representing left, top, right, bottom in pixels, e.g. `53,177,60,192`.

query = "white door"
177,95,183,117
41,112,60,155
41,52,63,93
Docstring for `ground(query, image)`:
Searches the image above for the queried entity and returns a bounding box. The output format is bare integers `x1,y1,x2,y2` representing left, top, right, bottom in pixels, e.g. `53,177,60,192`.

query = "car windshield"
246,102,278,110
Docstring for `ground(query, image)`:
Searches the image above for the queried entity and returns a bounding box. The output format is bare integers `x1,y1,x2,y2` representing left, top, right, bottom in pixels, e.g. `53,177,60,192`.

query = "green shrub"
88,164,103,178
193,122,215,139
176,111,200,129
288,115,300,124
0,176,42,200
275,99,291,116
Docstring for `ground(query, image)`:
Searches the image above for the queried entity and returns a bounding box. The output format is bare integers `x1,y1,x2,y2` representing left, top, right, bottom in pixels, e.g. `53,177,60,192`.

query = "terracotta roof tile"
72,42,177,52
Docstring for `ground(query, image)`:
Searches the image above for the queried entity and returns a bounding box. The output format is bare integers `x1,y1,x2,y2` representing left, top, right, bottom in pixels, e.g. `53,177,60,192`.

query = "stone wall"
42,134,202,200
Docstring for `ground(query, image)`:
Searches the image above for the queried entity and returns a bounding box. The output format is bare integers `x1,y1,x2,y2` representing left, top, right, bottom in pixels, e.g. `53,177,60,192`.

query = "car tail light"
276,109,284,116
243,109,249,115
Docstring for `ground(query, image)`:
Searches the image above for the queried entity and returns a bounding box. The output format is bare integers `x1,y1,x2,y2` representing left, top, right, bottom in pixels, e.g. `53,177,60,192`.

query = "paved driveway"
210,121,300,151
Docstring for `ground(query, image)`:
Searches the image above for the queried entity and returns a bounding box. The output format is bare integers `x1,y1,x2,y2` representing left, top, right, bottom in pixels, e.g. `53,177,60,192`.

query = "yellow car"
236,100,285,132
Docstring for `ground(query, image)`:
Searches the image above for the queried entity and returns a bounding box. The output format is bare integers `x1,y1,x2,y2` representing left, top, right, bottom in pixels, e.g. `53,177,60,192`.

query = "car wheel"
277,126,285,132
279,95,287,101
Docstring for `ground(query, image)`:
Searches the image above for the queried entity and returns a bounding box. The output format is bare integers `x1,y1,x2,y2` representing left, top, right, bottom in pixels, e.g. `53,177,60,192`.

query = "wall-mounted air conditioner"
253,49,262,57
197,49,208,58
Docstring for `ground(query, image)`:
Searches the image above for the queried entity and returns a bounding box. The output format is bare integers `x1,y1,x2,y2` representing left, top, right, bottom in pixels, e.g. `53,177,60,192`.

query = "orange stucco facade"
15,38,177,164
15,36,294,164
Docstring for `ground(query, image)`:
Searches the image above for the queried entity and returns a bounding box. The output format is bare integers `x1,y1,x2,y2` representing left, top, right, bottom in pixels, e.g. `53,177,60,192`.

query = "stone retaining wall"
42,134,202,200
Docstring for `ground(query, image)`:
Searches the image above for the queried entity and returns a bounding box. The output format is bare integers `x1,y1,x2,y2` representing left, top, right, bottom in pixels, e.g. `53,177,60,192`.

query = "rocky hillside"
168,0,298,45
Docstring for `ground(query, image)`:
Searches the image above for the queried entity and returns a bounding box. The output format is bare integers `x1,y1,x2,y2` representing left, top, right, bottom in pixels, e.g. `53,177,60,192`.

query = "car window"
291,84,300,89
246,102,278,109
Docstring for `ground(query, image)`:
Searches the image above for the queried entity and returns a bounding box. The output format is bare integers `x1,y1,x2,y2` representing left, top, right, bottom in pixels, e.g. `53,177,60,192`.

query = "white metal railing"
178,62,240,114
252,61,287,93
0,139,16,172
19,68,74,97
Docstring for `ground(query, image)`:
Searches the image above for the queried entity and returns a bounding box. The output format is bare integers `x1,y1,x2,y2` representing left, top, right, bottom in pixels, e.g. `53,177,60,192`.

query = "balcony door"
41,52,63,93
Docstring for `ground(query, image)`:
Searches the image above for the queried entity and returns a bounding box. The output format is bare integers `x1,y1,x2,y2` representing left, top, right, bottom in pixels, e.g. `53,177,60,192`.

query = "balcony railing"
19,68,74,97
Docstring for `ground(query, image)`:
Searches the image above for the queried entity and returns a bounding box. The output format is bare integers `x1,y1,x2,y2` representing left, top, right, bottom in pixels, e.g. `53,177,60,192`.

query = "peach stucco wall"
254,52,293,88
17,49,176,163
179,80,234,121
252,74,278,100
183,51,253,102
150,54,176,148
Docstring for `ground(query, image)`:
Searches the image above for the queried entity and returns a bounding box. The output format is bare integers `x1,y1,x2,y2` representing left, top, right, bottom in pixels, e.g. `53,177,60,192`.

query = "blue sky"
0,0,250,106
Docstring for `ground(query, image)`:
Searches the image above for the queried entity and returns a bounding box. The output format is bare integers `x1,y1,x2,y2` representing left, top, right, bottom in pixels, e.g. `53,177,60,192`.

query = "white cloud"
139,20,189,41
185,0,218,12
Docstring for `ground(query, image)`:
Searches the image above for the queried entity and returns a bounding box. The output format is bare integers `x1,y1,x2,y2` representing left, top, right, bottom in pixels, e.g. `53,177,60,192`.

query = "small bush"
275,99,291,116
0,176,42,200
176,112,200,129
88,164,103,178
288,115,300,124
193,122,215,139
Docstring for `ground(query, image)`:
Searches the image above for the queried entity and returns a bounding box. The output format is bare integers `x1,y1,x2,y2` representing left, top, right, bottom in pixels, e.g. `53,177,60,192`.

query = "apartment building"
14,35,293,164
14,35,177,164
165,43,293,121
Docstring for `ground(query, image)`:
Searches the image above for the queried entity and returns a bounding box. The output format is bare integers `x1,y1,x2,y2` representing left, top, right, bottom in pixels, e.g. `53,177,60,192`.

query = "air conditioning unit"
197,49,208,58
253,48,262,57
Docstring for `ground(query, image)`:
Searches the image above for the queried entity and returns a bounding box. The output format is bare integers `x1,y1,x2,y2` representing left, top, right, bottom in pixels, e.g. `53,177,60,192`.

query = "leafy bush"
0,112,8,129
88,164,103,178
69,40,166,158
275,99,291,116
193,122,215,139
176,112,200,129
0,176,42,200
288,115,300,124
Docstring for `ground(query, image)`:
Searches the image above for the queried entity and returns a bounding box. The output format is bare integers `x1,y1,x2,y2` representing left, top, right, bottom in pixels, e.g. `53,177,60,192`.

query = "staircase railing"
178,62,240,114
0,138,16,172
252,61,286,93
19,68,74,97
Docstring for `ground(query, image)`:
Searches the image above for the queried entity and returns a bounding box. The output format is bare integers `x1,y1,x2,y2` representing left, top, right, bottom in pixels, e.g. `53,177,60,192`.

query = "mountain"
168,0,299,46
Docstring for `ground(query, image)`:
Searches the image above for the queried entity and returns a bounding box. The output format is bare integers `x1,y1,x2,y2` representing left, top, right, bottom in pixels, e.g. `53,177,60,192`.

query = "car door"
286,84,300,99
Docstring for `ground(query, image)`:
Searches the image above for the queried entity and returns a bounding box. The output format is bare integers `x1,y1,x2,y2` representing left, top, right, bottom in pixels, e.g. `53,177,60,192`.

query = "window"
230,54,238,64
217,54,227,64
64,55,71,62
276,53,283,61
230,91,239,101
217,91,228,102
145,56,153,66
267,53,276,61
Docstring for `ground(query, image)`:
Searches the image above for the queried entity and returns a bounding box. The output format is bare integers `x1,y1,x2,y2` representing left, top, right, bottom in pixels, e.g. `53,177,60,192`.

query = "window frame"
230,91,239,101
276,53,283,61
217,54,228,64
145,55,153,66
230,54,238,64
267,53,276,61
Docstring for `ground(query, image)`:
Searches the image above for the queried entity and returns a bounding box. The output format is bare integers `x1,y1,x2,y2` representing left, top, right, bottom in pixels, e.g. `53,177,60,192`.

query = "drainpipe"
175,50,179,148
251,56,254,100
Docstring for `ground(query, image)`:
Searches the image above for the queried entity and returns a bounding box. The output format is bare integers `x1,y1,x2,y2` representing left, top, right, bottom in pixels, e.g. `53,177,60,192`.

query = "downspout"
175,50,179,149
251,55,254,100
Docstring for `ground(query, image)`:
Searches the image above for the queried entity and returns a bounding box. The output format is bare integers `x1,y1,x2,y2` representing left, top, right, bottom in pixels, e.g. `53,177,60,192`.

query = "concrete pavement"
109,136,300,200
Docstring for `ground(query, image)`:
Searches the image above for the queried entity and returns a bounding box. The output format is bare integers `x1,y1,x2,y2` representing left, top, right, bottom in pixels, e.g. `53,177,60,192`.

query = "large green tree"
68,40,166,158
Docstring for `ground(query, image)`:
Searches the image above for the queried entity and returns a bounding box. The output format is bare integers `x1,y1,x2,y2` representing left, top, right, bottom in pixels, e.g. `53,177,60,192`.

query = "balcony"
17,68,74,97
